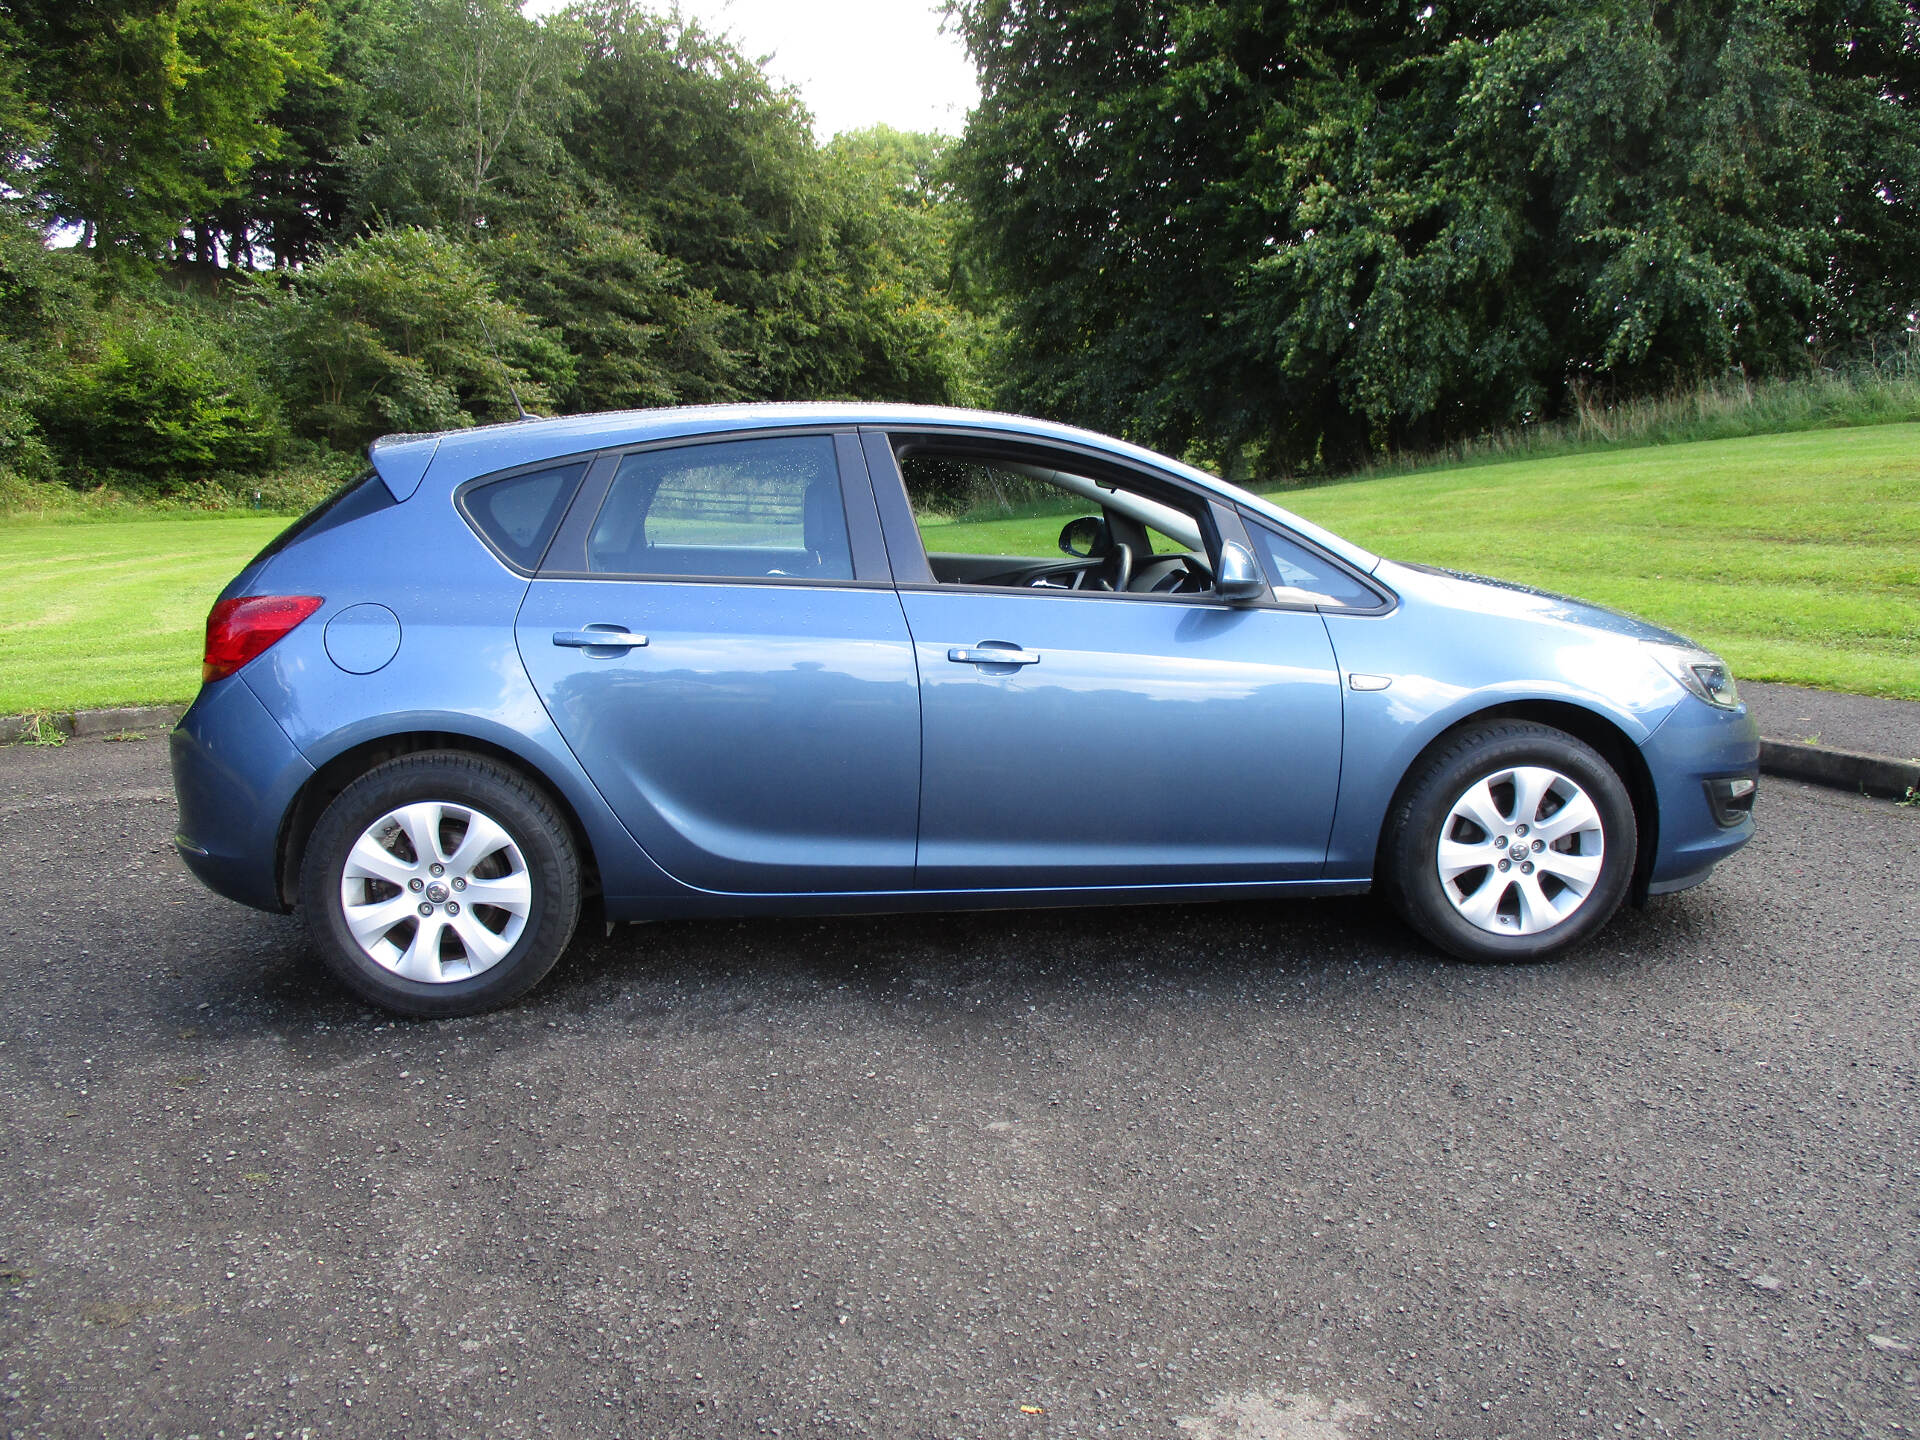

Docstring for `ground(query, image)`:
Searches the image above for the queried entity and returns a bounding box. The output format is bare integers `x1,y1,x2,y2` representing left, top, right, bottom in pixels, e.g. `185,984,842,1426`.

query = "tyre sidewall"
1392,725,1637,963
300,754,579,1017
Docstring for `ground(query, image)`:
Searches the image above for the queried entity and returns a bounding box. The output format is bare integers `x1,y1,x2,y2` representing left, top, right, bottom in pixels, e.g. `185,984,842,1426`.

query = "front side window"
588,436,853,580
894,447,1217,597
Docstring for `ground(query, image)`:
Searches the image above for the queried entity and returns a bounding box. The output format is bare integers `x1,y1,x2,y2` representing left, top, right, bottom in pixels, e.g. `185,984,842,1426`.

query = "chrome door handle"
948,645,1040,666
553,629,648,650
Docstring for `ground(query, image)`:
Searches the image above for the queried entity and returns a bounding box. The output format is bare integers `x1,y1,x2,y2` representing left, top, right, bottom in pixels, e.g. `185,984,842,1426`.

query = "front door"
899,586,1344,888
516,432,920,894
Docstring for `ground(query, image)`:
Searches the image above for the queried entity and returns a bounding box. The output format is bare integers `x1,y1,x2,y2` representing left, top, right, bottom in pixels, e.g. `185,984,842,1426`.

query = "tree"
268,225,571,448
213,0,410,268
344,0,587,235
819,127,988,405
950,0,1920,473
480,215,744,411
5,0,323,258
565,5,984,405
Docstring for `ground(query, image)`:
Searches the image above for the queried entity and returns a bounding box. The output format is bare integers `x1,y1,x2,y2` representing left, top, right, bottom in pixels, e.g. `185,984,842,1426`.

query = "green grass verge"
2,424,1914,714
1274,425,1919,701
920,425,1919,701
0,514,288,714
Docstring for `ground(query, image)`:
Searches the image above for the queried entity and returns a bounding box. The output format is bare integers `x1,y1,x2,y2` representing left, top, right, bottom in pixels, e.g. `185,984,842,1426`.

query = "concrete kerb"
0,705,186,745
1759,738,1920,802
4,703,1915,805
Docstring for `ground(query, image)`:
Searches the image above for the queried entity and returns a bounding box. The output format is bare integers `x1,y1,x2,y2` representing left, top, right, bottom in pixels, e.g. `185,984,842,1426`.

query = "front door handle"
553,628,648,650
948,644,1041,667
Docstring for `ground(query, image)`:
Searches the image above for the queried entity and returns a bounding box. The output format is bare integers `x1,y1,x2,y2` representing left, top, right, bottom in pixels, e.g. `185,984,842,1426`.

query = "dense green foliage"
0,0,985,496
270,226,569,446
951,0,1920,473
4,0,1918,500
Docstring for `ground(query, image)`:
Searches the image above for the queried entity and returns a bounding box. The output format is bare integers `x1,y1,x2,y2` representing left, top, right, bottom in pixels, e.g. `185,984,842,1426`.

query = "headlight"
1643,641,1741,709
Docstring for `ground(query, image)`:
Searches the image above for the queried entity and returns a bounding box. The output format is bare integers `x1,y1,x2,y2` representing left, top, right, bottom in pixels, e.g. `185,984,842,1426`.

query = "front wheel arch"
276,731,602,910
1374,700,1658,906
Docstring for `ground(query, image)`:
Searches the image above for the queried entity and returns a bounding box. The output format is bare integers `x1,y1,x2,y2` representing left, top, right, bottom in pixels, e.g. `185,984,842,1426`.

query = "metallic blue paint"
170,676,315,911
899,587,1344,886
1637,692,1761,885
169,403,1759,937
516,577,922,892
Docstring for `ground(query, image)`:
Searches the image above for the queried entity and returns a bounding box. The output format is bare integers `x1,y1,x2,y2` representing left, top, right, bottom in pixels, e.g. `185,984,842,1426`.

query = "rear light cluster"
203,595,324,684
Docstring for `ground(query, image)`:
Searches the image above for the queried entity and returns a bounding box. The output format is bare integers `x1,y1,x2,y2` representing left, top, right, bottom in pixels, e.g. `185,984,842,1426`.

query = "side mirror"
1058,515,1108,558
1214,541,1266,603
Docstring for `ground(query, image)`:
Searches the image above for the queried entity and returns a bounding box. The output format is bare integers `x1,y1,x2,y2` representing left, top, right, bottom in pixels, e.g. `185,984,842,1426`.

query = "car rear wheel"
1384,721,1636,962
299,752,580,1016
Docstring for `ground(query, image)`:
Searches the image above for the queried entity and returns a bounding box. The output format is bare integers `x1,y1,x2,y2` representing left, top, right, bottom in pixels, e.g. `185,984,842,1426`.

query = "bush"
269,227,572,451
36,316,285,492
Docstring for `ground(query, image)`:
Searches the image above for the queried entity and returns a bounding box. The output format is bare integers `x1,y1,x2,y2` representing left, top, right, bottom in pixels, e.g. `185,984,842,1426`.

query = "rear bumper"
1639,696,1761,889
170,678,314,913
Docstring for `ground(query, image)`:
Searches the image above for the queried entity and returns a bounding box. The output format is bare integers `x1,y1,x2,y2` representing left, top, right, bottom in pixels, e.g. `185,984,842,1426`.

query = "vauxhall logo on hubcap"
426,882,450,904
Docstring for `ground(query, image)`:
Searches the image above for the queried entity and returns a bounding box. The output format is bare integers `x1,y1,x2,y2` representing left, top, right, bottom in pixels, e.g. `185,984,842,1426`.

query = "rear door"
515,431,921,894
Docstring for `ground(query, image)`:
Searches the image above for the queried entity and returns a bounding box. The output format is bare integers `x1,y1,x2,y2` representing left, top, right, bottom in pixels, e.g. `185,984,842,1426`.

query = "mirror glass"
1058,515,1108,558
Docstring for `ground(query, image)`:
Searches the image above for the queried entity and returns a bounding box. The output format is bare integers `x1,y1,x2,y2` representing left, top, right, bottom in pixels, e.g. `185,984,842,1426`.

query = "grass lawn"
1278,425,1919,701
924,424,1920,701
0,515,287,714
1,424,1915,715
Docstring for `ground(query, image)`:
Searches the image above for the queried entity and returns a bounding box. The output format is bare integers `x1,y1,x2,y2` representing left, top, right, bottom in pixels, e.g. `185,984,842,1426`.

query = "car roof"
368,403,1378,570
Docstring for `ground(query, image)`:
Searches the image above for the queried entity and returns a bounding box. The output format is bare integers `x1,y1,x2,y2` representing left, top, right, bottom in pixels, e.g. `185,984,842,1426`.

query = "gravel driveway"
1,736,1915,1439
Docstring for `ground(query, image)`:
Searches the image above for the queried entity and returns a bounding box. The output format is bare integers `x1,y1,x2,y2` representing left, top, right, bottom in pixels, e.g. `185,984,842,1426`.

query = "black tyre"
299,751,581,1017
1384,721,1637,963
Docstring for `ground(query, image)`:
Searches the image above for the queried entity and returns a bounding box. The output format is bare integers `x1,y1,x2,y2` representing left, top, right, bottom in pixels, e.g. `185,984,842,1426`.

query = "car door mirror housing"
1214,541,1267,602
1058,515,1108,557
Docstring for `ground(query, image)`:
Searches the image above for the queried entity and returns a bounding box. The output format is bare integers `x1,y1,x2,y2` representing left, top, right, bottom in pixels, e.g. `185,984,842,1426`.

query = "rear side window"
588,436,852,580
463,462,587,571
1249,522,1381,609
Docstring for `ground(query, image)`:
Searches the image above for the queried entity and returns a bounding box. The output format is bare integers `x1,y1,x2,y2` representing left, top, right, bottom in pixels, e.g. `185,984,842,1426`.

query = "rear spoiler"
367,432,442,502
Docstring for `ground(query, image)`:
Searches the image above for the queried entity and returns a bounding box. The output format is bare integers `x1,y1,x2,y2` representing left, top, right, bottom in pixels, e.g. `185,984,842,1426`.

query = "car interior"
898,449,1219,596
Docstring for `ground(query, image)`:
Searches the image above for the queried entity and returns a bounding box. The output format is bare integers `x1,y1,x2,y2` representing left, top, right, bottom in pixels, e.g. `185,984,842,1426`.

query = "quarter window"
1249,522,1380,609
463,462,587,571
588,436,853,580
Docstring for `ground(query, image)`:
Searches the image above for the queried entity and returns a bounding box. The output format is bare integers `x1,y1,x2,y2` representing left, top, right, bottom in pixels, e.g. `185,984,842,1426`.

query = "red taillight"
202,595,324,684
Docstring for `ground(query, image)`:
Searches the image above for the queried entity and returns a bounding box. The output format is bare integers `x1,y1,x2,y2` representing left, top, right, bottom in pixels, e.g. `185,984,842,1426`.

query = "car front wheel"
299,752,581,1016
1385,721,1637,962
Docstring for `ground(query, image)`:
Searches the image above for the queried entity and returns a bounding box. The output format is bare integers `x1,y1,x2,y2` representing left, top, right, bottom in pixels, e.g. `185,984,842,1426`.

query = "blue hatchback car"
170,404,1759,1016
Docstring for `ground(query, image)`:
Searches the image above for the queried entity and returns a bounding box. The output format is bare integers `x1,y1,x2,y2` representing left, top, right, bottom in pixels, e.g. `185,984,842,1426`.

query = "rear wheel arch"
276,732,602,909
1375,700,1659,904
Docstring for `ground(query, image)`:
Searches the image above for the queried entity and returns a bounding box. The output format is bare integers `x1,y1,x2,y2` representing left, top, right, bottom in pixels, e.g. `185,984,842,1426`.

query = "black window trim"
531,425,894,588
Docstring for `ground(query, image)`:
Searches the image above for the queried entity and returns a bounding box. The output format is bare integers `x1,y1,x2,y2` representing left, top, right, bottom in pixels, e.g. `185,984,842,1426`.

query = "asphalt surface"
1742,683,1920,762
1,737,1915,1440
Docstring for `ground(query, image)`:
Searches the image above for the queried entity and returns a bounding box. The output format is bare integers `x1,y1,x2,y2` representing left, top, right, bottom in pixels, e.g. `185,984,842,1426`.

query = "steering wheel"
1142,553,1210,594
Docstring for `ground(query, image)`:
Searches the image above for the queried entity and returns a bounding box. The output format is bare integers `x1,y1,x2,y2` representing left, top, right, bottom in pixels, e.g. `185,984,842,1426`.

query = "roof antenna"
476,311,532,421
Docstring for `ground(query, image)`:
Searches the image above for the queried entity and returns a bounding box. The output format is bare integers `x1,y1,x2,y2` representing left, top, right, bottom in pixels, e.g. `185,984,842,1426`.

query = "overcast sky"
530,0,981,140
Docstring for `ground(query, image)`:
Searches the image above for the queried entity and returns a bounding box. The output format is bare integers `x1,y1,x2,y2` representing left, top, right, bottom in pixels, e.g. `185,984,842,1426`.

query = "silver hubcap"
1436,765,1605,936
339,801,532,983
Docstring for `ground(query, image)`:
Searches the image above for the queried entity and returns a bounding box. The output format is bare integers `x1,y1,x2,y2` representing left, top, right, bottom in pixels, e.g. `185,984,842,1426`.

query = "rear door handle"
553,628,648,650
948,644,1041,666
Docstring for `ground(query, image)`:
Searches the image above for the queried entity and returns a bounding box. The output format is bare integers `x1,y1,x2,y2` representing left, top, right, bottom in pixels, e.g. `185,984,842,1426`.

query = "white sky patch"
529,0,980,140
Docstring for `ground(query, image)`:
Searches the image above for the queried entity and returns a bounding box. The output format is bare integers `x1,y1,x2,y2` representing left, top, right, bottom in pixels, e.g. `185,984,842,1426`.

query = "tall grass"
1278,344,1920,488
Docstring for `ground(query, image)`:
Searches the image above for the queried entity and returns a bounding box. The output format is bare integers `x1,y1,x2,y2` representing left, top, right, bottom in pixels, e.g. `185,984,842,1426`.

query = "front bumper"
1639,695,1761,890
170,677,315,913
